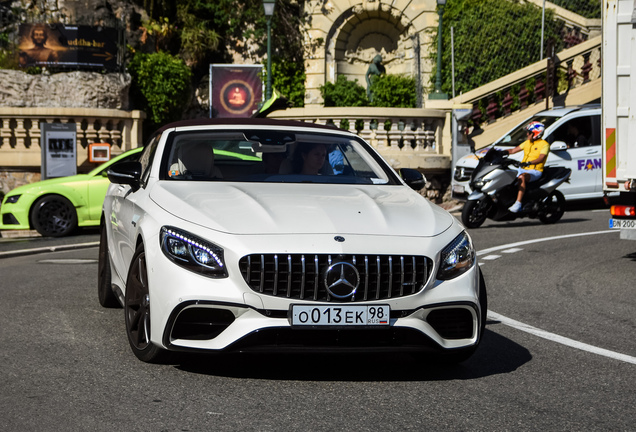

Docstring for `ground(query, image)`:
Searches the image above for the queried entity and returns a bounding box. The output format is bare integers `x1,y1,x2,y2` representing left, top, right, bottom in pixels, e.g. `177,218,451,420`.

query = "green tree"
431,0,564,95
128,51,192,129
271,57,306,108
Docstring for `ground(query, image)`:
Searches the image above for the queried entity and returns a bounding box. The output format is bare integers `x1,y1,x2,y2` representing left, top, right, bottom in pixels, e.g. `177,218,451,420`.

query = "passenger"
169,142,223,179
505,121,549,213
291,143,328,175
261,151,286,175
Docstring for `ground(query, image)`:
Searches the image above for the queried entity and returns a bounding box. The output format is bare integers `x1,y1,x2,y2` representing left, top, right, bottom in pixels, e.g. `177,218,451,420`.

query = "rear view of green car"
0,147,143,237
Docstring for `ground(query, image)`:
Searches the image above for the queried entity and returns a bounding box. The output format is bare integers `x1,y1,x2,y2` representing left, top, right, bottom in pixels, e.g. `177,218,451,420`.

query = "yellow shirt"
520,139,550,171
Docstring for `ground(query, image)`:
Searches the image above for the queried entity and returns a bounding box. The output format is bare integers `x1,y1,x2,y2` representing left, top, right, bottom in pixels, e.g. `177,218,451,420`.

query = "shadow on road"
171,324,531,381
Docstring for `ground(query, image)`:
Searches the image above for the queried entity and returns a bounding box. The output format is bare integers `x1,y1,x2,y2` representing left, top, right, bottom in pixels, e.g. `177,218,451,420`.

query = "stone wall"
0,69,131,109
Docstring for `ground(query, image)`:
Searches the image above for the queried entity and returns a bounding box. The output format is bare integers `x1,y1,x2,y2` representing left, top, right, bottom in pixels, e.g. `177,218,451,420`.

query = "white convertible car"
98,118,486,363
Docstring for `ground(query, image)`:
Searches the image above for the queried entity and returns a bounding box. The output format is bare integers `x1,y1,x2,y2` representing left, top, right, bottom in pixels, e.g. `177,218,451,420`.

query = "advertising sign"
18,23,120,70
210,65,263,118
41,123,77,179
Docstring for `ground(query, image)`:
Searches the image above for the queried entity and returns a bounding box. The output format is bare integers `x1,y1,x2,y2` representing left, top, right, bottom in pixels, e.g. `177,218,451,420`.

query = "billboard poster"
41,123,77,179
18,23,120,71
211,65,263,118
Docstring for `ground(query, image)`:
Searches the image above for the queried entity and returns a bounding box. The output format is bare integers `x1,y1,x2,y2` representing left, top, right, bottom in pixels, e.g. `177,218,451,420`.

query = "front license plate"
291,305,390,326
452,184,465,194
609,219,636,229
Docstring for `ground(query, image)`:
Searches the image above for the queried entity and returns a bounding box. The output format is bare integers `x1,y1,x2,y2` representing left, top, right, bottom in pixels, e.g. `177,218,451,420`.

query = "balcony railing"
0,107,145,169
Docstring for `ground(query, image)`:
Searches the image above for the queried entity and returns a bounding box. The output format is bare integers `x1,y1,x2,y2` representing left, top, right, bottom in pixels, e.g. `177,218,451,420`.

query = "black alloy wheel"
31,195,77,237
125,244,167,363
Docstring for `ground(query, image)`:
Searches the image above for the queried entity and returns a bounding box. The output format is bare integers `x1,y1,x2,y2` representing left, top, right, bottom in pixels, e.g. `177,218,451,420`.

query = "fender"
466,190,487,201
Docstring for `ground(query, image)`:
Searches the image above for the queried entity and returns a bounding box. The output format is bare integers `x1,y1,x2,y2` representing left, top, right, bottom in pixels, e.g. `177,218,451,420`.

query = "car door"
545,114,600,198
110,137,160,279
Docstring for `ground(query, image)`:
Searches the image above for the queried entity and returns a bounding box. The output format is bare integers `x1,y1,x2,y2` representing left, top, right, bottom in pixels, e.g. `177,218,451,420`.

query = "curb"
0,241,100,259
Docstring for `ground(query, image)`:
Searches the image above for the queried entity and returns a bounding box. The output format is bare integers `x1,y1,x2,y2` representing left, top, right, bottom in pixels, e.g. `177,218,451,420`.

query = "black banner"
19,24,120,71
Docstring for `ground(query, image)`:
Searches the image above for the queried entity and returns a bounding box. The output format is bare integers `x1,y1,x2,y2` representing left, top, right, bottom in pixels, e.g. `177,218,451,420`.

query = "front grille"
239,253,432,302
426,308,474,339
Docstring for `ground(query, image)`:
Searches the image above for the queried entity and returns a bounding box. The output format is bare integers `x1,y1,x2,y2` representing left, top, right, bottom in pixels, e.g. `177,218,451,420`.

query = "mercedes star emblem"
324,262,360,299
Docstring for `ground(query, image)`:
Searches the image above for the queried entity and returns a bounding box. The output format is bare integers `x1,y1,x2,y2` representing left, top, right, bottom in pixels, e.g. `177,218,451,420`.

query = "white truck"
603,0,636,240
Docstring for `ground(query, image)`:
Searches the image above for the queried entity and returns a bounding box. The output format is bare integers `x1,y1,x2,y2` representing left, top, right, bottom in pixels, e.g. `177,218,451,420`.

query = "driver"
505,121,549,213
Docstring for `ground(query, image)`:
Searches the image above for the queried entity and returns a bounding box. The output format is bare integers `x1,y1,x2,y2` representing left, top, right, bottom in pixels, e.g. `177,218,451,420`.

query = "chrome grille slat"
286,255,292,298
239,253,431,303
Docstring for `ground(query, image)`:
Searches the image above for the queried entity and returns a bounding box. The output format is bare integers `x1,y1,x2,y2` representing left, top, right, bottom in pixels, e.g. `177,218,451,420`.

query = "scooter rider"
505,121,550,213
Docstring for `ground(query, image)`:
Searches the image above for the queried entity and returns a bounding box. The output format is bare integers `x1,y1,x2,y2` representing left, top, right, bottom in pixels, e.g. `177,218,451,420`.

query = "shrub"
369,74,417,108
128,51,192,128
320,75,368,107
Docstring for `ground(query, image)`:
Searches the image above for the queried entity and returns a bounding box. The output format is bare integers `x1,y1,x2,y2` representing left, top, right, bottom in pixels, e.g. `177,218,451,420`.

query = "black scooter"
461,148,571,228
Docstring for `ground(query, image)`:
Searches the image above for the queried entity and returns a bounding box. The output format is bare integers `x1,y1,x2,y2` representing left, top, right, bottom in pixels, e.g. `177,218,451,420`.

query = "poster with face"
19,24,119,70
211,65,263,118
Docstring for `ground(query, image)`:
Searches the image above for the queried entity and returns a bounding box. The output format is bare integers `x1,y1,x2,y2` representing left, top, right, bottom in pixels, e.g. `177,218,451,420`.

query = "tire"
97,224,120,308
538,190,565,224
461,198,490,228
31,195,77,237
125,244,168,363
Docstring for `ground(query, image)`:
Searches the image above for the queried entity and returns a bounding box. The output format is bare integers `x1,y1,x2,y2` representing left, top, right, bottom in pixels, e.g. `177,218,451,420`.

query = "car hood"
7,174,92,195
150,182,454,237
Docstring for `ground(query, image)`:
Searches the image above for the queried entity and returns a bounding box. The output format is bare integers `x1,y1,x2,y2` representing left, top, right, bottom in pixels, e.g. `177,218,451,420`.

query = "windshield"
160,130,399,185
494,115,560,147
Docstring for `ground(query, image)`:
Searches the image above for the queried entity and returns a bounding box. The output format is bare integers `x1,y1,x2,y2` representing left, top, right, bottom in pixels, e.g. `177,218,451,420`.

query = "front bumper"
161,299,481,354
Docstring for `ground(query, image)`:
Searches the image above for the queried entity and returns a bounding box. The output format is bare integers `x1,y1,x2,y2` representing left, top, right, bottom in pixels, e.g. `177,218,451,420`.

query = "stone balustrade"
268,107,451,171
0,107,145,169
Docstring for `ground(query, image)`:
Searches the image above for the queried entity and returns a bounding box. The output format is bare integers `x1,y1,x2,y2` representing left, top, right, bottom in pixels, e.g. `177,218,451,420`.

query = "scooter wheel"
539,190,565,224
461,199,489,228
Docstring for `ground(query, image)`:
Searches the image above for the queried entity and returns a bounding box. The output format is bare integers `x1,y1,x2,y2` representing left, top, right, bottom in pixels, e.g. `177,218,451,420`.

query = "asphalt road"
1,206,634,431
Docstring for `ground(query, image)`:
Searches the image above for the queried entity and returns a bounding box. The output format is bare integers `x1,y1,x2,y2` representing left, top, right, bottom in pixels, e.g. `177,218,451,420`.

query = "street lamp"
429,0,448,100
263,0,276,101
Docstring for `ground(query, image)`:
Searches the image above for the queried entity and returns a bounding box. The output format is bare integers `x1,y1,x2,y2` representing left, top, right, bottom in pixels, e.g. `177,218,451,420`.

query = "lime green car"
0,147,144,237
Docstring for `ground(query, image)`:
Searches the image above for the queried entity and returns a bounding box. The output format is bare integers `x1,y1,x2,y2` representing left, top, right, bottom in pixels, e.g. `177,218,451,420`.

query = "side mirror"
551,141,568,151
399,168,426,191
107,161,142,190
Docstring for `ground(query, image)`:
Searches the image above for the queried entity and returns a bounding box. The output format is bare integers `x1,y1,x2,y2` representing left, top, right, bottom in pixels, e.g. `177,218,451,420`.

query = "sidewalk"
0,229,100,258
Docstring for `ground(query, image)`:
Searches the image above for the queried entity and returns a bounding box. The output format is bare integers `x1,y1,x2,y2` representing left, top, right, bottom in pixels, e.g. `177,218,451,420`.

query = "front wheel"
31,195,77,237
125,244,168,363
538,190,565,224
461,198,490,228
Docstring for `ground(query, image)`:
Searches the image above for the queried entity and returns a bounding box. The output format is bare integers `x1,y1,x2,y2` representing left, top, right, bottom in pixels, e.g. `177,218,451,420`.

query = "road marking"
477,230,615,257
488,311,636,365
502,247,523,253
479,229,636,365
481,254,501,261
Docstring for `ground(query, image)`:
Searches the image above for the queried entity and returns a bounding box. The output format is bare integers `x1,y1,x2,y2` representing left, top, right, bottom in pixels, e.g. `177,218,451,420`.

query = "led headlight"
472,179,487,190
160,226,227,278
437,231,475,280
5,194,21,204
